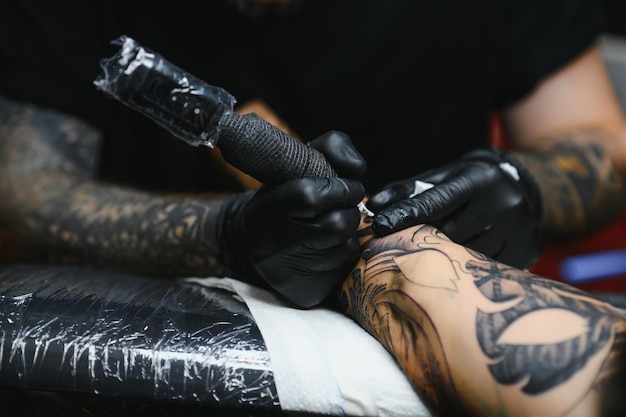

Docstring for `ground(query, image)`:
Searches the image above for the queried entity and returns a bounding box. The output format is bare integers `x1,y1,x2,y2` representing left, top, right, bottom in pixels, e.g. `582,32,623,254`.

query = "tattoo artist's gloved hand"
368,147,543,269
217,131,366,308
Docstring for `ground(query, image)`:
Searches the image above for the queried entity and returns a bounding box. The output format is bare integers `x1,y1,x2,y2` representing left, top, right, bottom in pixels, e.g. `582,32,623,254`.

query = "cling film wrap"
94,36,236,148
94,35,339,186
0,265,279,410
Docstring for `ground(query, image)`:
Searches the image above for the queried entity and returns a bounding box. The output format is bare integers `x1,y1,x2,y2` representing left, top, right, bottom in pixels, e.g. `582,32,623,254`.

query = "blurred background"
602,0,626,35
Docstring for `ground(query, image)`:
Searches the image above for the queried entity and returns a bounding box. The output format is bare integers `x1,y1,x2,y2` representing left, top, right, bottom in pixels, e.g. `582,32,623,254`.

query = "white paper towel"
186,277,432,417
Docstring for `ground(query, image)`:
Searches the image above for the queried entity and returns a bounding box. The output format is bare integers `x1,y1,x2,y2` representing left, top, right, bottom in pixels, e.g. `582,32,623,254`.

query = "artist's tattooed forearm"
342,224,626,415
0,98,100,177
19,182,227,276
512,130,626,242
0,96,228,276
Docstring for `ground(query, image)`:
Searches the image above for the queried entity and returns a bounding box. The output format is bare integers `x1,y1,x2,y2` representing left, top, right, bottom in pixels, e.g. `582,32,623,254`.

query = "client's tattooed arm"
341,220,626,417
0,96,229,276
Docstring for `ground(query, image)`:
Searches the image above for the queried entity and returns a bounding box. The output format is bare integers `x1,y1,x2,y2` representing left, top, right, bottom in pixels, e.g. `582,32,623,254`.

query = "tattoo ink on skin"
0,96,228,276
466,254,622,394
342,225,459,414
512,131,626,242
342,224,626,416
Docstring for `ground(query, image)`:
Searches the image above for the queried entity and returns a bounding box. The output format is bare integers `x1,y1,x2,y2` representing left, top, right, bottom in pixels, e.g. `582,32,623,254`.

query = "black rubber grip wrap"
219,112,337,185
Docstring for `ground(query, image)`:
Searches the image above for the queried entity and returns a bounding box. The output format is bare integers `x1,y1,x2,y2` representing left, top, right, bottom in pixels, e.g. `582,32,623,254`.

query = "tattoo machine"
94,36,372,215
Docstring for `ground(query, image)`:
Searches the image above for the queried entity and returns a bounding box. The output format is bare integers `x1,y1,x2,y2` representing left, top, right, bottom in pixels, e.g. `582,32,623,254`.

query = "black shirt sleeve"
492,0,605,108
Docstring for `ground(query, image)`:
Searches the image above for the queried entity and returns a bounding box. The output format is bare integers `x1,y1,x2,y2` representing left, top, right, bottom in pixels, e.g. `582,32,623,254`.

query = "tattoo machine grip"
94,36,336,186
218,112,336,184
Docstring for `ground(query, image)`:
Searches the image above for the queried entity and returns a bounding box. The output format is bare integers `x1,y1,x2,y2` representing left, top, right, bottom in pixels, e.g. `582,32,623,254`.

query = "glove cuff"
498,148,543,221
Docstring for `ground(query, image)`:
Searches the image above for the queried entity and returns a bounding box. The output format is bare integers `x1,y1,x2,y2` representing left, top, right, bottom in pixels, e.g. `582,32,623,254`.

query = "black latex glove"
368,147,543,269
217,131,366,308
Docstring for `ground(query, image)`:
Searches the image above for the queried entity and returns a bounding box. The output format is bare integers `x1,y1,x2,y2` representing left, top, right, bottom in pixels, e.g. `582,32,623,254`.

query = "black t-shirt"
601,0,626,35
0,0,604,192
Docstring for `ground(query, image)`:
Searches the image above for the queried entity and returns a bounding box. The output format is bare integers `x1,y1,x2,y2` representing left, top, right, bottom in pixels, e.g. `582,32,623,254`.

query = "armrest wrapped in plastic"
0,265,432,416
0,265,279,411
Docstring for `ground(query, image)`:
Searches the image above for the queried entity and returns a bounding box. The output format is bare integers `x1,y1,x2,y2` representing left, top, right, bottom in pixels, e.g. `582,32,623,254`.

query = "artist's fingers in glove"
261,236,362,309
251,178,364,218
437,187,541,268
292,206,362,249
268,207,361,254
282,177,365,218
367,165,453,213
434,186,513,245
309,131,367,178
458,200,542,269
367,177,424,212
246,178,364,258
372,176,474,236
437,210,510,259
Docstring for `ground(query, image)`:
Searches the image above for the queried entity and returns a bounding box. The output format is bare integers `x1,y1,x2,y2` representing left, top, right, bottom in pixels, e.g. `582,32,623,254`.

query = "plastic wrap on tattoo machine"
94,36,339,186
0,265,279,410
94,36,235,148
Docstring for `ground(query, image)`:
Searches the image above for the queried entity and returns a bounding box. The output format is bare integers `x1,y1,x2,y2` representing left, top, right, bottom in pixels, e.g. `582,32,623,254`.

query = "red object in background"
489,113,626,292
532,219,626,292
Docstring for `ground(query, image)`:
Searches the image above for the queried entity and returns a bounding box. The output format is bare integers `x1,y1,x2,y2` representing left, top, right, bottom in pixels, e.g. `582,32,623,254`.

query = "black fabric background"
0,0,604,192
601,0,626,35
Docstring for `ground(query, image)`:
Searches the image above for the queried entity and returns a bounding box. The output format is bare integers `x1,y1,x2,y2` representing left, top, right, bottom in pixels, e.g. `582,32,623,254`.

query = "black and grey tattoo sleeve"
0,96,229,276
512,131,626,242
467,251,621,395
342,223,626,416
